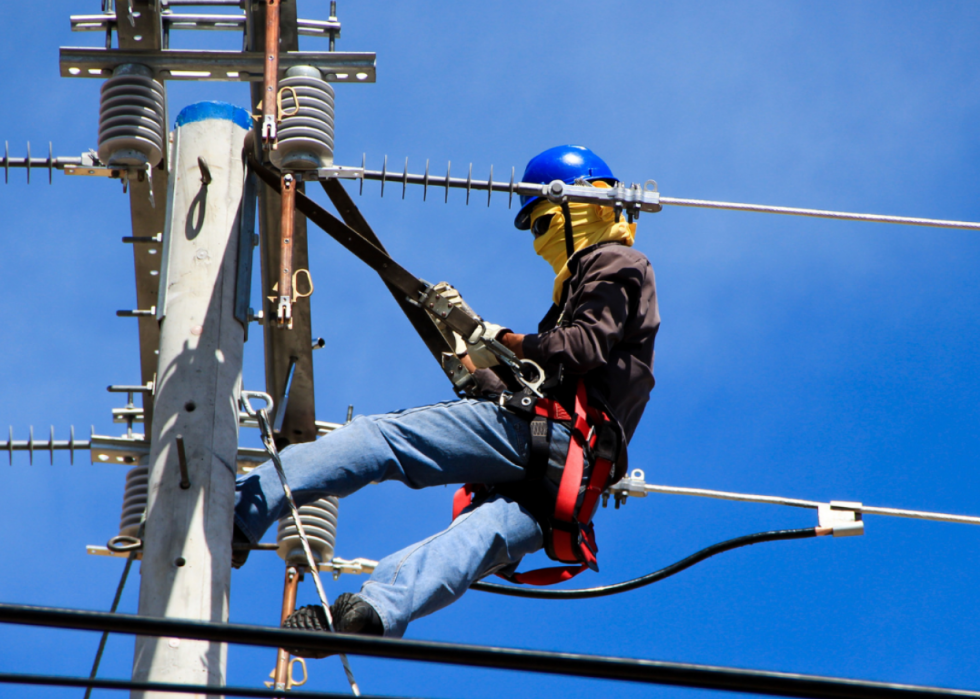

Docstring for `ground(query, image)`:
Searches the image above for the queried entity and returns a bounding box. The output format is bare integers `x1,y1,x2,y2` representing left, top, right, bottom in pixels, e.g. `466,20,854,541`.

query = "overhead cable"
0,672,401,699
658,196,980,231
3,602,980,699
625,481,980,526
471,527,819,599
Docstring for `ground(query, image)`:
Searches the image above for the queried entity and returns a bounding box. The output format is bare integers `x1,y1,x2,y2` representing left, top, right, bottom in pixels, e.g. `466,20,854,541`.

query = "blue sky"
3,1,980,697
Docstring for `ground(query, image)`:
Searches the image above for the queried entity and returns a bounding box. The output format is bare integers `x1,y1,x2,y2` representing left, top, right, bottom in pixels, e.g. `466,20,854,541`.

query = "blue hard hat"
514,145,618,230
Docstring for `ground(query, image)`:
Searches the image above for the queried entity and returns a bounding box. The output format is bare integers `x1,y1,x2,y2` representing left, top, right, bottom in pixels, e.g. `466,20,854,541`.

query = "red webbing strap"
549,381,590,563
452,484,482,521
534,398,572,421
507,564,588,586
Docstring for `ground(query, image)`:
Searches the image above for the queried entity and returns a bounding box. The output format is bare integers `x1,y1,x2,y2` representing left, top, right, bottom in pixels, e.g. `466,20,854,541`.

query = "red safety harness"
452,380,618,586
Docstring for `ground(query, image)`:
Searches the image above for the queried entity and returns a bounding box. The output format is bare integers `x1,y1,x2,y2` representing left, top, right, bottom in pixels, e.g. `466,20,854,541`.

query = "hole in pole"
184,401,196,412
174,557,186,567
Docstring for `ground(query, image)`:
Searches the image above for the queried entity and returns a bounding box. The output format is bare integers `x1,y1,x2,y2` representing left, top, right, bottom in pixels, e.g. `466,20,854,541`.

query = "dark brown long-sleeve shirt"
477,242,659,450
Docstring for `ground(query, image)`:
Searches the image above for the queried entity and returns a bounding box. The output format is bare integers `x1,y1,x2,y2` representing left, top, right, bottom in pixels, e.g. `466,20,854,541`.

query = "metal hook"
198,156,212,186
423,159,429,201
48,142,53,185
487,165,493,207
176,435,191,490
465,163,472,205
444,161,451,203
508,166,515,209
26,142,30,185
240,390,274,418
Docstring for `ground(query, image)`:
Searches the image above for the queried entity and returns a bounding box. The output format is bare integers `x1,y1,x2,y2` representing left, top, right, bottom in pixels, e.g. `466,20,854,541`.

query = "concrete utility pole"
132,102,252,698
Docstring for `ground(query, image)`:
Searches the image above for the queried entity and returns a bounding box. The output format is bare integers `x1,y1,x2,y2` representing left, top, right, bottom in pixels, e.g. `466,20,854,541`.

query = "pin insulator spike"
380,155,387,197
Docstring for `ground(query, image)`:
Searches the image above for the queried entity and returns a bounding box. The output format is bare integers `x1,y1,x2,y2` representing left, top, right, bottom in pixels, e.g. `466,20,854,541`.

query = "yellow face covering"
530,181,637,304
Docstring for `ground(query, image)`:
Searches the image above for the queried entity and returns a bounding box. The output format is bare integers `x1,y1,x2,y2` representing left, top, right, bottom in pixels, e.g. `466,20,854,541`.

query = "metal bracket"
315,164,365,180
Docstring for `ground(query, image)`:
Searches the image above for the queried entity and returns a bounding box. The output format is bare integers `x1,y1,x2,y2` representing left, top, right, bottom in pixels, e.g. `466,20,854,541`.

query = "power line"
1,602,979,699
0,672,407,699
658,196,980,231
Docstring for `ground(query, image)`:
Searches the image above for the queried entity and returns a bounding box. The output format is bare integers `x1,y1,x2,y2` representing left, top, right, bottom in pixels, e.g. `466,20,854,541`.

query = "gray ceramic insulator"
98,63,166,168
270,66,335,170
119,463,149,537
276,496,339,565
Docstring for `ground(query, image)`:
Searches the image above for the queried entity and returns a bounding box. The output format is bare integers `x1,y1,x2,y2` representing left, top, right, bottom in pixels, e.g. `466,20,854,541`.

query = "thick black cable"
471,527,818,599
1,601,978,699
0,672,410,699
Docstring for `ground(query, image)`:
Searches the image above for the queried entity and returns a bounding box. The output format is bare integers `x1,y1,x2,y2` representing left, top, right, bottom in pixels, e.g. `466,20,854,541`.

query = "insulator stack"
119,464,149,537
276,496,339,565
98,64,166,168
271,66,335,171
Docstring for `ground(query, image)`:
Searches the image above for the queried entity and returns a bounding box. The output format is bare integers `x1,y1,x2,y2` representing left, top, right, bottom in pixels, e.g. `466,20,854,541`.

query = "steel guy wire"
251,400,362,697
611,478,980,526
84,510,145,699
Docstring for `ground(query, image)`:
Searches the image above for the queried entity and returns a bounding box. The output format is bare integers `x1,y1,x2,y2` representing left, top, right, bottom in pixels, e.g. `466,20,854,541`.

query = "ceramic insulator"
98,64,166,168
119,464,149,537
276,496,339,565
271,66,335,170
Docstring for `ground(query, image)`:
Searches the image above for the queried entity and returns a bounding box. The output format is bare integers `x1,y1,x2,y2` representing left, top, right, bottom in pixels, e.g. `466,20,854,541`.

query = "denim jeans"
235,398,572,637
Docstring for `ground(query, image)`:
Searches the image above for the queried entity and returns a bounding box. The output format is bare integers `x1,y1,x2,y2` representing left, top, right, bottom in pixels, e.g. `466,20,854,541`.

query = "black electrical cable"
2,601,978,699
471,527,819,599
0,672,407,699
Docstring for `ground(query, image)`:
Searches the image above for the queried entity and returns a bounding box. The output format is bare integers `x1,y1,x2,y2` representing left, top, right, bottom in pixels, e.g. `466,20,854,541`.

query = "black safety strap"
249,154,485,389
526,417,551,481
319,178,475,396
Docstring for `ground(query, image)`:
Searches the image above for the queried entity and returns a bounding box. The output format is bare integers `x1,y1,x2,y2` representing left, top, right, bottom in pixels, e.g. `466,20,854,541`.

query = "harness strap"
527,417,551,481
451,380,619,587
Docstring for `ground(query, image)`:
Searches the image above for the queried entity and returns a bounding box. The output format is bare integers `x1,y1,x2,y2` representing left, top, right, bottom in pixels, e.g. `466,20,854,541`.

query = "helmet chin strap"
560,201,575,260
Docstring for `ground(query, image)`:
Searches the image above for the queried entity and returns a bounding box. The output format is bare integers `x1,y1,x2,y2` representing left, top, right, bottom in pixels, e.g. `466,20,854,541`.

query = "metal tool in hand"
249,155,546,397
240,390,361,697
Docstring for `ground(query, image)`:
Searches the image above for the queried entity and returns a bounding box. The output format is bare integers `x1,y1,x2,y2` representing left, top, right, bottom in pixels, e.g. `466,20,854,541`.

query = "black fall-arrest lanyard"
248,153,546,398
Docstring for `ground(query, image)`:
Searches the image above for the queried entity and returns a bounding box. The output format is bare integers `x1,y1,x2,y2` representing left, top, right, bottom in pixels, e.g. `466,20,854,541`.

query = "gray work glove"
465,322,509,369
430,281,474,349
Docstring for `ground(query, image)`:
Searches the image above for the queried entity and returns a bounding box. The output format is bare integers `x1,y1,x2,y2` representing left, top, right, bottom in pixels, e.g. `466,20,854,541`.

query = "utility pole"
132,102,251,697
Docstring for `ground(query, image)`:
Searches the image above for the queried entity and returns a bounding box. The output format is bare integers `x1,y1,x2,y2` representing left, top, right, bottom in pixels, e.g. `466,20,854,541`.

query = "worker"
232,145,660,650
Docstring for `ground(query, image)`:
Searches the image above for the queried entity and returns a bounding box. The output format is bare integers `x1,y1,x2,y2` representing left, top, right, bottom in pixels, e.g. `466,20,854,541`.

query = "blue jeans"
235,399,572,637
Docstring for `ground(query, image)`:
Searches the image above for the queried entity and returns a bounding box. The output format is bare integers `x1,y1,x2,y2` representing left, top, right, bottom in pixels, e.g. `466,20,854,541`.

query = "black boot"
282,593,383,658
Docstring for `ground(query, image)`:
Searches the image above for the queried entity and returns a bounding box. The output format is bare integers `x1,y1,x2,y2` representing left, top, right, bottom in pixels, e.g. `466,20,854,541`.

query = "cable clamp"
818,501,865,537
604,468,648,509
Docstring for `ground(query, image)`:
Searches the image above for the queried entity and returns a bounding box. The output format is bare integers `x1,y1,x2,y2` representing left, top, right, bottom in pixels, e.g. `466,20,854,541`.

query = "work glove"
430,281,475,348
465,322,509,369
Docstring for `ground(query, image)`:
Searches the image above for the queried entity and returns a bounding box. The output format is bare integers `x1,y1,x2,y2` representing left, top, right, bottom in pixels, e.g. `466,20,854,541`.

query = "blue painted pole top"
175,101,252,131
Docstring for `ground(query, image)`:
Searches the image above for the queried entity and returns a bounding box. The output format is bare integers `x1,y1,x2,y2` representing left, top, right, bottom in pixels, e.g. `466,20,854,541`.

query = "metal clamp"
604,468,649,508
819,501,865,537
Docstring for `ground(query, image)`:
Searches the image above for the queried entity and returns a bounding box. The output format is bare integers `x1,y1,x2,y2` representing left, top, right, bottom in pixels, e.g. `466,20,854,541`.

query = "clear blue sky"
2,1,980,697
